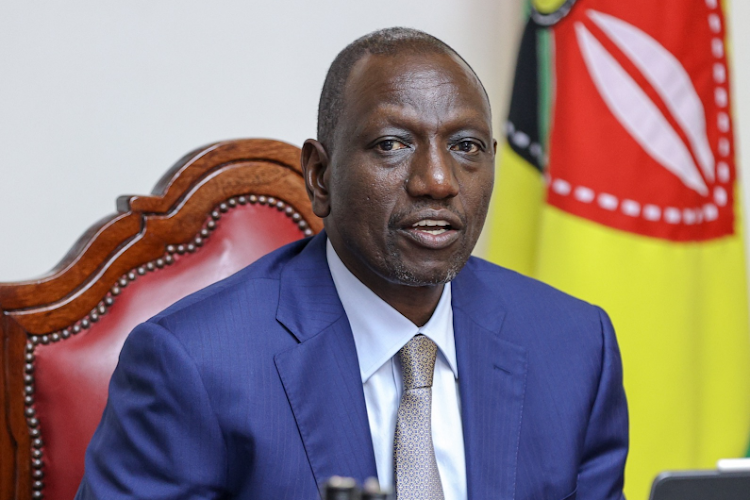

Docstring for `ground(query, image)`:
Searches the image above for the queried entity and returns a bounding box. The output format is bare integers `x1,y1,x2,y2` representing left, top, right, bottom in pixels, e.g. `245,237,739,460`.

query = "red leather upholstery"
35,202,306,500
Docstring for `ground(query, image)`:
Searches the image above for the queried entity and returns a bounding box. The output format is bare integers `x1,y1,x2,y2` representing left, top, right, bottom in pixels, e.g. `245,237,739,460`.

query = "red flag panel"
546,0,734,241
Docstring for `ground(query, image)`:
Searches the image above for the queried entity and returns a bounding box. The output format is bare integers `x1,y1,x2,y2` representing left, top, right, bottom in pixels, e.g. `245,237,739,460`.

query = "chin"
389,260,462,287
382,239,475,286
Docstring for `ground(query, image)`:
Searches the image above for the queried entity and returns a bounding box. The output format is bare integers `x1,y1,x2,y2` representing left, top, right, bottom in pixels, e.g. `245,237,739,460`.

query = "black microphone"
322,476,392,500
323,476,358,500
361,477,391,500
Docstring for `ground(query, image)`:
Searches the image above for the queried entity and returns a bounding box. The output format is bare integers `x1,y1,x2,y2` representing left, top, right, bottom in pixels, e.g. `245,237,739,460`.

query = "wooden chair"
0,139,322,500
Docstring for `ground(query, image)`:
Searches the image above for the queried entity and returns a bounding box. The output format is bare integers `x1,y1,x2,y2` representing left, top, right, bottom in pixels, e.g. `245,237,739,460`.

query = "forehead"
339,51,491,130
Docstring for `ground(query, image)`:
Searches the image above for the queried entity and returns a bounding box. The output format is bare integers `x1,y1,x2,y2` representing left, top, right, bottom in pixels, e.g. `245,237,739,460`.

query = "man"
76,28,627,499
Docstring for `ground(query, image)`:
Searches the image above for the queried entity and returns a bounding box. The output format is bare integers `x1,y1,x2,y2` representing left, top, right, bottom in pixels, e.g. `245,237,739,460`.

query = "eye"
376,139,408,152
451,140,482,154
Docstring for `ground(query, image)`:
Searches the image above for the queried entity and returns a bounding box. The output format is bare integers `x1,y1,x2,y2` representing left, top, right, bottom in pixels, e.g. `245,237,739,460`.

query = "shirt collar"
326,238,457,383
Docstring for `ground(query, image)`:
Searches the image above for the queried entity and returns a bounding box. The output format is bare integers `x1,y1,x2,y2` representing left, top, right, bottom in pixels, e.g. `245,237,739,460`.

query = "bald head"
317,27,489,152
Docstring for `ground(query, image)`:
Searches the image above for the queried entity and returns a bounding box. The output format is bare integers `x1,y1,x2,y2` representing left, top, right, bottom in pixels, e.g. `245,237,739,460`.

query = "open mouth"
411,219,453,235
400,213,463,250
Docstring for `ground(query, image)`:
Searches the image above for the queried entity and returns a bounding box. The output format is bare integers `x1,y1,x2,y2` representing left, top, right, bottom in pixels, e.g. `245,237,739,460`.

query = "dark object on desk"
0,139,322,500
649,470,750,500
323,476,391,500
362,492,390,500
324,476,359,500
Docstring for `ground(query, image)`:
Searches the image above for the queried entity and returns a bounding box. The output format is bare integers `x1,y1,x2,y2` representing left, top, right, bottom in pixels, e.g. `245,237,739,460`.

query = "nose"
406,146,459,199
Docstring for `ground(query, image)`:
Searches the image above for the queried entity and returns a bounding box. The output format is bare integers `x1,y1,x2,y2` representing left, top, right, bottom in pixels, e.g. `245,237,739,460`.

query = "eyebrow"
362,106,492,134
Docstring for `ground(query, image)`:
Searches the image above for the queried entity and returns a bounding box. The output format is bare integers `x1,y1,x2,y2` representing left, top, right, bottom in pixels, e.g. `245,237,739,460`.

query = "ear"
301,139,332,218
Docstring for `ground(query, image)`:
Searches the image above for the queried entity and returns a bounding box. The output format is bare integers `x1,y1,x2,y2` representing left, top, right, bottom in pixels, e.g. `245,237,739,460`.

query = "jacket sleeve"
75,321,227,500
576,307,629,500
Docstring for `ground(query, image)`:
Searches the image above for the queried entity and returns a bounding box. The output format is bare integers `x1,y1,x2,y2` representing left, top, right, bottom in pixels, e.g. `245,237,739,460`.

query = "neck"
369,282,444,327
326,234,448,326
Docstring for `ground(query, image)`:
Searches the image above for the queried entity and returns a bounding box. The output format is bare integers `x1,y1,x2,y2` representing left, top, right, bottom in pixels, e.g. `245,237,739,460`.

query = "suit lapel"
273,238,527,496
453,263,528,500
274,233,378,490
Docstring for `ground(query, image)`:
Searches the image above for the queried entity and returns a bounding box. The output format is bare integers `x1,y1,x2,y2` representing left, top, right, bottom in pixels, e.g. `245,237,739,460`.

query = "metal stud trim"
22,193,313,497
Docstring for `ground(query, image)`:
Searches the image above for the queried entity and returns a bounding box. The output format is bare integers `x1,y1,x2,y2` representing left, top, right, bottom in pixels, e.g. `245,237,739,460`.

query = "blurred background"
2,1,749,499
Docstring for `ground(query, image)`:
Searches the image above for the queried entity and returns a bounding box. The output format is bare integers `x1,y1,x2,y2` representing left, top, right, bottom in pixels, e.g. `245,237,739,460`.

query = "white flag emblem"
575,10,714,196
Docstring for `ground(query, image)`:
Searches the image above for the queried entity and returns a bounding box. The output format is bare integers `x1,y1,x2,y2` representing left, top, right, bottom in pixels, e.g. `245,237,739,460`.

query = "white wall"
0,0,524,282
730,1,750,284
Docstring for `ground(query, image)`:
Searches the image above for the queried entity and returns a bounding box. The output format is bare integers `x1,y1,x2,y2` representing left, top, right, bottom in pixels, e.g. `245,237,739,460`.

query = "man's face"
311,51,495,292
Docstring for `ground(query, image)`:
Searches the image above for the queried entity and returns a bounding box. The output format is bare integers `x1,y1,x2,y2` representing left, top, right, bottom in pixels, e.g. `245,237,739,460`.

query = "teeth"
412,219,449,227
411,219,450,236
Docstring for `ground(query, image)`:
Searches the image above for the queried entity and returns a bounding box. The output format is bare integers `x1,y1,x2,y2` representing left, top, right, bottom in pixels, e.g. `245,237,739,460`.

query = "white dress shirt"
326,239,467,500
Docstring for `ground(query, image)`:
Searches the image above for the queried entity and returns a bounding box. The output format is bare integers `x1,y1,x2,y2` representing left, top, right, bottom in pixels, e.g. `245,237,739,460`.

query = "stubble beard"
384,238,469,286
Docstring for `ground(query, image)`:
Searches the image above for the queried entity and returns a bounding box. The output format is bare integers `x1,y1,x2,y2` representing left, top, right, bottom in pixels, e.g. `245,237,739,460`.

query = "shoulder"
146,236,315,334
456,257,612,359
459,256,603,321
114,236,322,382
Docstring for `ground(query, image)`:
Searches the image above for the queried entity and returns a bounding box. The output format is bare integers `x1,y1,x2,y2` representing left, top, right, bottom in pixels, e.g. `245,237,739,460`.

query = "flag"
487,0,750,498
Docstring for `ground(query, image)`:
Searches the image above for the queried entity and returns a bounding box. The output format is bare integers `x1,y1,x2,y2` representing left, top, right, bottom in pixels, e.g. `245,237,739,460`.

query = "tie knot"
398,335,438,390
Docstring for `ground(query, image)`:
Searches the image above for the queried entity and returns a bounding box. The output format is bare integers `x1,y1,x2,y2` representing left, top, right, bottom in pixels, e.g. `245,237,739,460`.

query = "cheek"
330,166,399,235
343,169,401,214
460,171,494,228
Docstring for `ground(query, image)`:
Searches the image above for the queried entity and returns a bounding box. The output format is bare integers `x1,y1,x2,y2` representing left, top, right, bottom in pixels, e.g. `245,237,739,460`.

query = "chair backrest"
0,139,322,500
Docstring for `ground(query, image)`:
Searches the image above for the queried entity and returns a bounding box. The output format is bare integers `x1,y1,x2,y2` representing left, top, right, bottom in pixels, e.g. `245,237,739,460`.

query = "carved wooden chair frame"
0,139,322,500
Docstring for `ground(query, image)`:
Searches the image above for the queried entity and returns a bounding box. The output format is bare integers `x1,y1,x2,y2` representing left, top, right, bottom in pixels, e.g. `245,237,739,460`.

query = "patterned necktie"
393,334,445,500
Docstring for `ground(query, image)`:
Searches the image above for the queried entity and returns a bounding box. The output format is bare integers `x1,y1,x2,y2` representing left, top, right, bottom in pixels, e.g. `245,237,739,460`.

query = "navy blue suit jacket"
76,232,627,499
